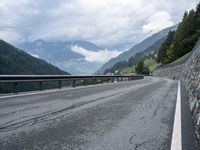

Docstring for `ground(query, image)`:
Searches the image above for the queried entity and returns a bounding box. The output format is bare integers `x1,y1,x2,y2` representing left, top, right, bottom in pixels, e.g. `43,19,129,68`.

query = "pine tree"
157,2,200,65
157,31,175,64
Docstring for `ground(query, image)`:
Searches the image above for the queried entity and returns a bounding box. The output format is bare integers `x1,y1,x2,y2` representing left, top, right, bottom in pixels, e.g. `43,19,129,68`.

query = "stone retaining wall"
153,41,200,140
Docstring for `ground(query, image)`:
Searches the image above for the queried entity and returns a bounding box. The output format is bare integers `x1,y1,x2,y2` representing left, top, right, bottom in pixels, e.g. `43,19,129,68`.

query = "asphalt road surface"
0,77,197,150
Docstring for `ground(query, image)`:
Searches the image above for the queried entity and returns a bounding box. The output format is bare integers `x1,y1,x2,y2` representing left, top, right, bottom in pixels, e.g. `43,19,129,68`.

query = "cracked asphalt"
0,77,178,150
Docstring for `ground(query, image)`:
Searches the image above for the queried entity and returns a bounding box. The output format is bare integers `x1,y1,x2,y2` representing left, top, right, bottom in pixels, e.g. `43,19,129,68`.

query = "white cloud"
71,45,122,63
142,11,174,33
0,0,198,48
0,29,21,43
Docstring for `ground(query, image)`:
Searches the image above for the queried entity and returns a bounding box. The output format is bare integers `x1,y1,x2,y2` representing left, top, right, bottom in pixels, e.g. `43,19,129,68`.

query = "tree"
157,2,200,65
143,66,150,75
157,31,175,64
135,60,150,75
135,60,144,74
173,9,197,59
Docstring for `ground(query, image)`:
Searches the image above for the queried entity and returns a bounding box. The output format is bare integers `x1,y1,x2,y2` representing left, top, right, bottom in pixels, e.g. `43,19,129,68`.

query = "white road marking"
171,81,182,150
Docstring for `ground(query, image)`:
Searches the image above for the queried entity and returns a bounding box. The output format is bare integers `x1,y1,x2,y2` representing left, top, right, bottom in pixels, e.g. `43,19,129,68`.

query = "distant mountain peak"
16,40,104,75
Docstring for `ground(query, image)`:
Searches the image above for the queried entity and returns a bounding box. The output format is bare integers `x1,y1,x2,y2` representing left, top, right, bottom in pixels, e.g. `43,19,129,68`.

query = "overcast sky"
0,0,198,49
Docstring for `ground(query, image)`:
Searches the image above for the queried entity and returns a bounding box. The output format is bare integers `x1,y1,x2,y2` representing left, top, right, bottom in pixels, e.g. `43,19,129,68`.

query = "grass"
121,52,191,74
121,66,135,74
144,58,160,72
170,51,191,65
121,58,160,74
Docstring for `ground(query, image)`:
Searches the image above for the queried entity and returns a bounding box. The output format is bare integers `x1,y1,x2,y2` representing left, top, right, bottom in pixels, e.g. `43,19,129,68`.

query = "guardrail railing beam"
0,75,144,94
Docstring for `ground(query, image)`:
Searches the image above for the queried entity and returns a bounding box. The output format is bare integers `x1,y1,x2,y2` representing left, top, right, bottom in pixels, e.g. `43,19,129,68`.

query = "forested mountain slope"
0,39,70,75
157,2,200,64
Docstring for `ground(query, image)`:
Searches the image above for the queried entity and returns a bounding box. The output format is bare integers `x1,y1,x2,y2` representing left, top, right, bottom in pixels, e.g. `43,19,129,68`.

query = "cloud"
0,0,198,48
142,11,174,33
0,29,21,43
71,45,122,63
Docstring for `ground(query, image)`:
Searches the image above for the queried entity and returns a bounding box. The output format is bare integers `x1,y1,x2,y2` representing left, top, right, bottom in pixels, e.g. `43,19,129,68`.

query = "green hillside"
169,51,191,65
121,58,159,74
0,39,70,75
104,36,165,74
144,58,160,72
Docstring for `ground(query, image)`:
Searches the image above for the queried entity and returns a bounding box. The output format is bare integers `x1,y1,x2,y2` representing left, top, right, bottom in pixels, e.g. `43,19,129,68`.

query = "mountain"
103,37,167,74
0,39,69,75
17,40,103,75
96,25,178,74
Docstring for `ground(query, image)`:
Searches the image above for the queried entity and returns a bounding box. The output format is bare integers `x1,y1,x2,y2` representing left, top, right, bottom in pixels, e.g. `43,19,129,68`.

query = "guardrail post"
39,81,43,91
58,81,62,89
93,78,96,84
0,75,144,94
99,78,101,84
107,78,109,83
72,80,76,87
13,82,18,93
101,78,104,84
83,79,86,86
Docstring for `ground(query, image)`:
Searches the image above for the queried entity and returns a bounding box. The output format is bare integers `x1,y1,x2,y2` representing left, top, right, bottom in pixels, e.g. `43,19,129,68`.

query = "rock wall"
153,40,200,139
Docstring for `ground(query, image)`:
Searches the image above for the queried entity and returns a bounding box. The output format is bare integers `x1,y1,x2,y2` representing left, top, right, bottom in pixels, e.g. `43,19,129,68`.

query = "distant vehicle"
114,70,122,75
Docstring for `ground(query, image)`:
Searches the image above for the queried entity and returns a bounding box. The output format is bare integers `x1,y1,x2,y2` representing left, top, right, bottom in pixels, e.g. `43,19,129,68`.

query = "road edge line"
171,81,182,150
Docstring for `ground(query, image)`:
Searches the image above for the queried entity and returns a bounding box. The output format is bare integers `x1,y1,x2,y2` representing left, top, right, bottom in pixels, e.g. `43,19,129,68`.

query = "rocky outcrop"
153,39,200,140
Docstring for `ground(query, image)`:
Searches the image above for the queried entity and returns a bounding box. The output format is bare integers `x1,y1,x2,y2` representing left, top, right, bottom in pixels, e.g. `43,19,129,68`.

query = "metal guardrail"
0,75,144,93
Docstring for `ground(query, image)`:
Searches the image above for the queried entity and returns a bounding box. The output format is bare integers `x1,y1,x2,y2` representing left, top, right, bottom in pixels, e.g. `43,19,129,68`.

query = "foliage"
157,2,200,64
157,31,175,64
104,36,165,75
144,58,160,72
104,49,158,74
121,67,135,74
169,51,191,65
135,60,150,75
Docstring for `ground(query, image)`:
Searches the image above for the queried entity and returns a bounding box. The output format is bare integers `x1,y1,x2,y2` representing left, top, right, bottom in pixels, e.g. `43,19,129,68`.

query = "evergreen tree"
135,60,149,75
157,31,175,64
157,2,200,65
